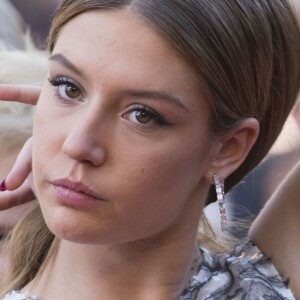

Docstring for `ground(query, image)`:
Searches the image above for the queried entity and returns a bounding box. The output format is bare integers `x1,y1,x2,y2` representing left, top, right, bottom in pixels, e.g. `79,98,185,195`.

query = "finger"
0,84,41,105
5,137,33,191
0,179,35,211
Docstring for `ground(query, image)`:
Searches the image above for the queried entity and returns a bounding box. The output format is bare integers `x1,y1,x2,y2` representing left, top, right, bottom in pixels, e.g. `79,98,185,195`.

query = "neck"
24,221,202,300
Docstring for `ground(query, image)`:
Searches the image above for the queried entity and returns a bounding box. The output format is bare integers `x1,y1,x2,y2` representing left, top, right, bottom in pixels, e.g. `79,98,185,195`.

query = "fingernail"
0,179,6,191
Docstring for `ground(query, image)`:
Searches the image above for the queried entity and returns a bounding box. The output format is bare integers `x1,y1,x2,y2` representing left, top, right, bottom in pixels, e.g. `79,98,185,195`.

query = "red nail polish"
0,179,6,191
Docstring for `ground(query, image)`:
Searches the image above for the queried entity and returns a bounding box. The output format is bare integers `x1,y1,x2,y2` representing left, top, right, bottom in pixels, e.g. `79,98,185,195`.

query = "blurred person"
0,0,25,49
250,157,300,298
248,1,300,296
10,0,60,47
0,0,48,85
0,0,48,282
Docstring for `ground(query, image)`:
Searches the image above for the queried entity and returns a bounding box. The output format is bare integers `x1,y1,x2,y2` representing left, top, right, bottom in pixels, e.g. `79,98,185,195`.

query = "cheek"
113,135,213,217
103,137,213,240
33,82,70,134
33,89,63,146
32,91,65,187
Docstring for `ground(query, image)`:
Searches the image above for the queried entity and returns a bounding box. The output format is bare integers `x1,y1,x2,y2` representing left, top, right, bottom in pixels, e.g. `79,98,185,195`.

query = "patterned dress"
3,241,295,300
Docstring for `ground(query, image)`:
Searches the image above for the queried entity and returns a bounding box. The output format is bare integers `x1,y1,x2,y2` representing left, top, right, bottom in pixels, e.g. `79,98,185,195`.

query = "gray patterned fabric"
180,241,294,300
3,242,295,300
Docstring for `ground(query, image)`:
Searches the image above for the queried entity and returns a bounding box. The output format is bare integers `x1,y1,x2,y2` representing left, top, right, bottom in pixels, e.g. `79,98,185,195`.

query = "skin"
249,2,300,297
249,101,300,298
4,9,258,300
0,86,39,210
0,137,34,282
249,161,300,298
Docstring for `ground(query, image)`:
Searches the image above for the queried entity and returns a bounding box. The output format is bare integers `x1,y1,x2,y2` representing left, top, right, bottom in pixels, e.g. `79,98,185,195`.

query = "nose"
62,117,106,167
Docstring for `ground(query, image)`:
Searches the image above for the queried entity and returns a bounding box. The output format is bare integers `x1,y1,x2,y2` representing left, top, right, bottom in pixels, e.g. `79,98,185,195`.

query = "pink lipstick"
51,178,105,207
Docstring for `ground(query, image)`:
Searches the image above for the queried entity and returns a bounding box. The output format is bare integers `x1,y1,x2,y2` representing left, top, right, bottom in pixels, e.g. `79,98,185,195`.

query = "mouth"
51,178,105,203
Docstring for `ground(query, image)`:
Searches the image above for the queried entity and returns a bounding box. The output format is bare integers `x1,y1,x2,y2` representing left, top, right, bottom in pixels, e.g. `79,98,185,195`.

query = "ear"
204,118,259,183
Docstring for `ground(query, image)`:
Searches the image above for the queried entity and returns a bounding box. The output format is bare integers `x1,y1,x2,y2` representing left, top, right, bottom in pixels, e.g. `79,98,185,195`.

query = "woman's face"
33,9,219,245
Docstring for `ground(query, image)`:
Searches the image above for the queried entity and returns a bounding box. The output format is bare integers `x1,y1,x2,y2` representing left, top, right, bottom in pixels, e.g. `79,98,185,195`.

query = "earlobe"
205,118,259,182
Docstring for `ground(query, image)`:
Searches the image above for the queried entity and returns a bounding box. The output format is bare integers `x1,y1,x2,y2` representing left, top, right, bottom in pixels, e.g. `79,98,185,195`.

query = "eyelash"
48,76,169,128
48,76,83,102
123,104,169,127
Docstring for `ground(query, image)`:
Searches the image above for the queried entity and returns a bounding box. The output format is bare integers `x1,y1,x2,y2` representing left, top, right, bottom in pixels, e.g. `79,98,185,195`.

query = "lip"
51,178,105,206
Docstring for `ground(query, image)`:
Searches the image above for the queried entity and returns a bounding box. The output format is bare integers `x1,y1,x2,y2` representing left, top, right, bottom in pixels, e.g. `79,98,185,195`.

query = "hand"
0,84,41,105
0,138,35,210
0,85,41,210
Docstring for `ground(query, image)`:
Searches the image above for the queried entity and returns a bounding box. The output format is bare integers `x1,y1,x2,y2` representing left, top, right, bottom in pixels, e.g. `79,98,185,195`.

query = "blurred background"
227,103,300,236
0,0,60,49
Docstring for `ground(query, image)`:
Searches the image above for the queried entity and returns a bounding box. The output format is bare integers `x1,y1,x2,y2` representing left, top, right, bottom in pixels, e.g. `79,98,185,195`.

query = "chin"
41,208,115,245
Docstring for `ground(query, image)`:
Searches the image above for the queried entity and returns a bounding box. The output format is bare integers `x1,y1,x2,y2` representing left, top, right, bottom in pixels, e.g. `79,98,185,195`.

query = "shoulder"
180,241,295,300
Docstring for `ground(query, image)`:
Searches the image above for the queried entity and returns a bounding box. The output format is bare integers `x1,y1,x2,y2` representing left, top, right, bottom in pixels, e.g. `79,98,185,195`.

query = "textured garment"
180,241,294,300
3,241,295,300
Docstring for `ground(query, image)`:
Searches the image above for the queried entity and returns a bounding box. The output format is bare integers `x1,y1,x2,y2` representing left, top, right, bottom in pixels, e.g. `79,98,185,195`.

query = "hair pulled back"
48,0,300,203
1,0,300,294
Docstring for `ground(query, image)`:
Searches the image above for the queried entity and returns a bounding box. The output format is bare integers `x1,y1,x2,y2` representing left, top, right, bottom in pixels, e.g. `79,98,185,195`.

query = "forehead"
54,9,176,72
52,9,206,105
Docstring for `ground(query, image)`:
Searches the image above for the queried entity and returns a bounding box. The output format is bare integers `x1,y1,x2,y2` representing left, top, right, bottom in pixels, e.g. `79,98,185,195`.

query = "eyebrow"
123,90,189,112
49,54,84,78
49,54,189,112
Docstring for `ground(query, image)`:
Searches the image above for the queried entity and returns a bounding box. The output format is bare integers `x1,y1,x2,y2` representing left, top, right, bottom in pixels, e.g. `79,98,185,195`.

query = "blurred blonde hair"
0,0,48,139
0,35,48,140
0,0,25,50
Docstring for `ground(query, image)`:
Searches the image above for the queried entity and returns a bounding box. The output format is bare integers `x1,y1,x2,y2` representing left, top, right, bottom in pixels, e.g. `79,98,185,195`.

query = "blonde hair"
1,205,55,292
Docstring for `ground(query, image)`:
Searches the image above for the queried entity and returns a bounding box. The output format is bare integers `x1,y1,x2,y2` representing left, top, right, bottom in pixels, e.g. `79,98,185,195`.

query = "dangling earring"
213,174,228,232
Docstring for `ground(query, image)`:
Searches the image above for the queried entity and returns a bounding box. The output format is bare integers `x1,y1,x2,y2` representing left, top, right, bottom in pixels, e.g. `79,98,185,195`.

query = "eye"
122,105,168,128
48,76,83,102
58,83,81,99
132,110,152,124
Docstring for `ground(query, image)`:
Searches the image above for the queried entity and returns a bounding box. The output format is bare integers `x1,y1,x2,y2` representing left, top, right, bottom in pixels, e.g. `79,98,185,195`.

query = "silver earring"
213,174,228,232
